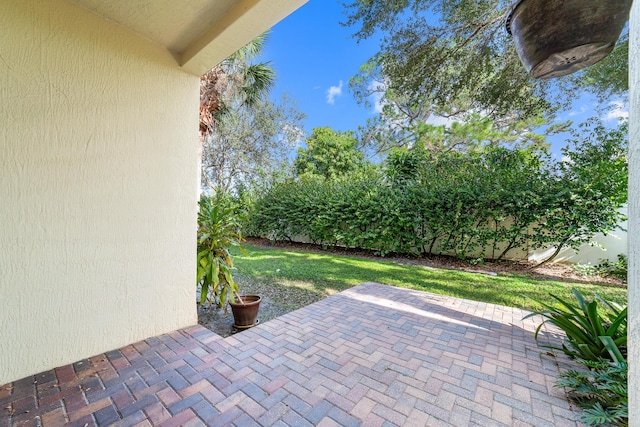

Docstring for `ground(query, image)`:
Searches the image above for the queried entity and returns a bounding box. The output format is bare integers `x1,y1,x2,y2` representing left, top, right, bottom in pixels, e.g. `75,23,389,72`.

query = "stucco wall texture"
0,0,199,384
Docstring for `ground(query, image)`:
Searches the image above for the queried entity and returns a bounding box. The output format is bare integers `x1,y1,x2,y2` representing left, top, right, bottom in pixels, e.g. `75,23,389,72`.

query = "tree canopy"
294,127,366,179
573,35,629,102
343,0,628,124
357,108,570,156
201,96,305,194
200,34,275,140
199,34,305,194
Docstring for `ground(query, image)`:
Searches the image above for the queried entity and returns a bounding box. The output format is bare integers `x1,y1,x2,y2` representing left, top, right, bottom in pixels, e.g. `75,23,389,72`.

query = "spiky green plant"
524,289,627,361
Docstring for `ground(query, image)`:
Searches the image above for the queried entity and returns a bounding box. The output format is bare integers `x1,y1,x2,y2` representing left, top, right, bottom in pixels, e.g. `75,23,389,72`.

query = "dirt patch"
196,270,327,337
197,294,290,338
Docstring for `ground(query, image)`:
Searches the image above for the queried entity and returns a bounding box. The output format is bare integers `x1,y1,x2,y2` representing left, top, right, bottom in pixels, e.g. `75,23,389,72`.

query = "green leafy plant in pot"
196,194,261,328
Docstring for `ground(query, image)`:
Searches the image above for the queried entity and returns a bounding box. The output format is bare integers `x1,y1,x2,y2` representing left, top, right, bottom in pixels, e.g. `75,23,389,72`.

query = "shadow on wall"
529,206,628,265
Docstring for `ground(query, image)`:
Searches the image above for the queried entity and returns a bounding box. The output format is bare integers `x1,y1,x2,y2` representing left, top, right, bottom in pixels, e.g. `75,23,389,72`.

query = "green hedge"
247,143,626,262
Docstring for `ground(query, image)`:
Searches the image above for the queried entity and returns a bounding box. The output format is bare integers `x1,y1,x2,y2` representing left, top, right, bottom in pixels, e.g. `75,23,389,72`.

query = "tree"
345,1,554,123
357,108,566,156
199,34,275,140
532,119,628,265
201,96,305,194
571,36,629,102
294,127,367,179
343,0,628,123
199,34,306,194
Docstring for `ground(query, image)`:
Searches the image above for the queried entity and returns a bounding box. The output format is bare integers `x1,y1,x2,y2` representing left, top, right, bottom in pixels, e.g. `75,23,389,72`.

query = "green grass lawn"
232,243,627,312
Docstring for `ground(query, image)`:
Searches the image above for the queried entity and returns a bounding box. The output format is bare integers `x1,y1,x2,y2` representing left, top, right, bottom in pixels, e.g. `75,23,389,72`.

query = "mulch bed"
245,237,626,287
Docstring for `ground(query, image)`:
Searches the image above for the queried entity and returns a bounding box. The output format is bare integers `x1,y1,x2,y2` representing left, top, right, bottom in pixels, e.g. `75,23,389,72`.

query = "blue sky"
261,0,378,134
260,0,628,158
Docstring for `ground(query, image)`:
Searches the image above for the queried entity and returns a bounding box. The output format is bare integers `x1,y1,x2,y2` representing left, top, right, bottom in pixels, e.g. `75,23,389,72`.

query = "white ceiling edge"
69,0,308,76
180,0,308,76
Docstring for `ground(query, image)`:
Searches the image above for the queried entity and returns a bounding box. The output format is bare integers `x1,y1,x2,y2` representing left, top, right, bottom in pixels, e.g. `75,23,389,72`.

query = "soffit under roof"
68,0,307,76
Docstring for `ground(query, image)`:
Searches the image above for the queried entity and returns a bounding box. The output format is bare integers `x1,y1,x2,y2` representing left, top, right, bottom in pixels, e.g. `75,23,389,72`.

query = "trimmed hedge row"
246,144,626,262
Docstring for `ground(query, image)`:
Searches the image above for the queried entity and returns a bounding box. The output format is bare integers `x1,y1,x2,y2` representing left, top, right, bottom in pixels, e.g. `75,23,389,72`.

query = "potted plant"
506,0,631,79
196,194,261,329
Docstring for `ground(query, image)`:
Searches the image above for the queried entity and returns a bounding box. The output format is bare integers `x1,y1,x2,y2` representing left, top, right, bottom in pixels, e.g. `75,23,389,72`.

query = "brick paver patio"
1,282,582,426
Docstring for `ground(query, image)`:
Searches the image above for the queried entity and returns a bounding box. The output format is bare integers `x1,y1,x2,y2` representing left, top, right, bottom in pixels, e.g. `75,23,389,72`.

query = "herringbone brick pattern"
1,283,582,426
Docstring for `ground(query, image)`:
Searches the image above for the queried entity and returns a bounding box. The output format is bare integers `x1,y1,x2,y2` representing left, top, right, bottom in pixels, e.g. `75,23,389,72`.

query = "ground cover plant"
526,289,628,426
557,360,628,426
595,255,628,282
576,255,629,283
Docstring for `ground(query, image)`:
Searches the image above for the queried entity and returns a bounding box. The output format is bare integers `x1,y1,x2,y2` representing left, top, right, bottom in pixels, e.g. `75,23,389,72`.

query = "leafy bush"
528,290,628,426
248,134,627,263
572,263,599,279
528,120,628,266
524,289,627,362
573,255,627,283
196,194,247,308
596,255,628,282
249,147,548,259
556,360,628,426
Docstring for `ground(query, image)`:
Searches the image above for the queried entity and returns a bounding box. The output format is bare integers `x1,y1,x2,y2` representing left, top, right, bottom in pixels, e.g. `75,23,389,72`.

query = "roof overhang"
68,0,308,76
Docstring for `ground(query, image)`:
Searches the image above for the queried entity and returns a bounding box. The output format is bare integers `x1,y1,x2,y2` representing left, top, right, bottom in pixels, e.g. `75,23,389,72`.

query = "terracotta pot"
506,0,631,79
229,295,261,329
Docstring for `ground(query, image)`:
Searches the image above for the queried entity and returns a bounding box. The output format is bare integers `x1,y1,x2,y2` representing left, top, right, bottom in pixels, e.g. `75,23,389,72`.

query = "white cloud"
604,101,629,122
568,105,588,117
326,80,343,105
561,155,574,164
368,80,386,114
426,114,456,127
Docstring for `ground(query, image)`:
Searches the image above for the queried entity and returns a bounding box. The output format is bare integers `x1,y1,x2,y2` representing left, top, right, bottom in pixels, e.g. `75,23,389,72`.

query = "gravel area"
197,272,327,337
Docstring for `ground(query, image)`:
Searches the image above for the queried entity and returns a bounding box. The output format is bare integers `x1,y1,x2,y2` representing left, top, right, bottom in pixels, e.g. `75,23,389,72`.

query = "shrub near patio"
247,120,627,266
528,290,628,426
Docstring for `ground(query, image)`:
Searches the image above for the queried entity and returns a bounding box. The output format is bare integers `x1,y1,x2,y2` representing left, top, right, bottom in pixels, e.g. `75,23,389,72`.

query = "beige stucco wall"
528,206,628,265
629,0,639,423
0,0,199,384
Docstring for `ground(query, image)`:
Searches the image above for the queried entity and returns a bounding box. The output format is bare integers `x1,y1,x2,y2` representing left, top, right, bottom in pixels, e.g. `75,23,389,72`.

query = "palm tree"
199,33,275,139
